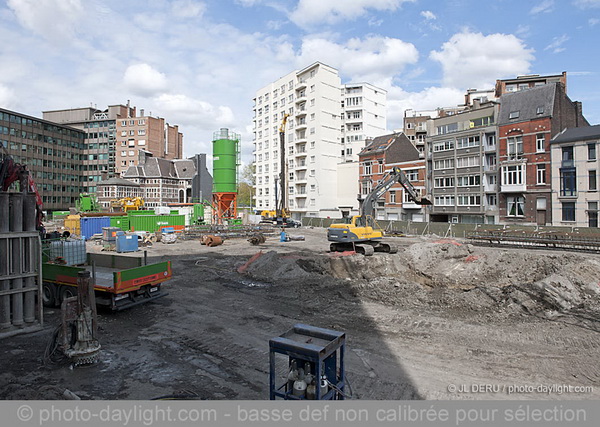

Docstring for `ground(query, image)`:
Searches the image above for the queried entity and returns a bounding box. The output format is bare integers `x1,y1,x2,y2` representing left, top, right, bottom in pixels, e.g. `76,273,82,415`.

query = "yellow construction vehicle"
327,167,432,255
111,197,145,212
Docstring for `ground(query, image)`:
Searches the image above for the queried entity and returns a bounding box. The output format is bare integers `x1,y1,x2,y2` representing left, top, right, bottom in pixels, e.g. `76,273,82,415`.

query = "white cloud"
544,34,569,53
235,0,262,6
0,84,17,109
573,0,600,8
171,0,206,18
289,0,414,28
430,31,535,90
589,18,599,26
123,64,168,97
530,0,555,14
7,0,84,42
154,94,235,129
386,86,464,129
297,36,419,81
421,10,436,20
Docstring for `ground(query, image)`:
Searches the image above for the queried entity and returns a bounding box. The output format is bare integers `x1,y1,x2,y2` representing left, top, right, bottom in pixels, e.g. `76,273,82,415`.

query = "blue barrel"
80,217,111,240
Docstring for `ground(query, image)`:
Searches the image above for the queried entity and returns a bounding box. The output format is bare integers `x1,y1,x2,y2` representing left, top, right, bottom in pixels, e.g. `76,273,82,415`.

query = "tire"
42,282,57,307
59,285,77,305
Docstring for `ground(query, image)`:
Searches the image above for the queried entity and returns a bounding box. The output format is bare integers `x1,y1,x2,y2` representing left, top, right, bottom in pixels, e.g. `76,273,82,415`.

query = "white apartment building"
252,62,386,219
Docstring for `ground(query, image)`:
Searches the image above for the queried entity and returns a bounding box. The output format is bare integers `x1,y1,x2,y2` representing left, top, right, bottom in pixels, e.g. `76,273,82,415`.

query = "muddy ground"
1,227,599,400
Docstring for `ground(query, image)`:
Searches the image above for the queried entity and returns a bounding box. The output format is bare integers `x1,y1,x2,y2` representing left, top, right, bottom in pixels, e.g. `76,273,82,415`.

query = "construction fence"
301,217,600,239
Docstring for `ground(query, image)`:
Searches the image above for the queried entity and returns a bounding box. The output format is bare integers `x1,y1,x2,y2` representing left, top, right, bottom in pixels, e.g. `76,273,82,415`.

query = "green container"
52,210,70,218
127,210,155,216
170,209,179,215
129,214,185,232
110,216,130,231
212,128,239,193
193,204,205,222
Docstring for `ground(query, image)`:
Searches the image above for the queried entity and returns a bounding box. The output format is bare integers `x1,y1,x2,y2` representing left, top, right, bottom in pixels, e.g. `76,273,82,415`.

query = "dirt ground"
1,226,599,400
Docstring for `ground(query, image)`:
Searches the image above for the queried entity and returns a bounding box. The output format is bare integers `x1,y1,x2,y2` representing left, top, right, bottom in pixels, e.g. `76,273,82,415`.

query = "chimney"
140,109,144,117
574,101,583,126
126,100,130,117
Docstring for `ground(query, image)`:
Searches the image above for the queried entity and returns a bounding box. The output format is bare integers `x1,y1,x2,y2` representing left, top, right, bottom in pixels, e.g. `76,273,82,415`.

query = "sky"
1,0,599,168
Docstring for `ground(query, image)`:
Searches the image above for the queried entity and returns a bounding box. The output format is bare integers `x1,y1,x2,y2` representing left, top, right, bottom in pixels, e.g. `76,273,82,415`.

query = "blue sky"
0,0,599,166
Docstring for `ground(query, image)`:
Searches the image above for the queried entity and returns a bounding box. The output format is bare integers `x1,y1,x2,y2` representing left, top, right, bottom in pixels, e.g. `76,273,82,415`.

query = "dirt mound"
240,242,600,320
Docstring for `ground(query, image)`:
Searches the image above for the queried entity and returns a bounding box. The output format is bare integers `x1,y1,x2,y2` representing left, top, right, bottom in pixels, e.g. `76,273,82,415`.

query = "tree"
238,163,256,209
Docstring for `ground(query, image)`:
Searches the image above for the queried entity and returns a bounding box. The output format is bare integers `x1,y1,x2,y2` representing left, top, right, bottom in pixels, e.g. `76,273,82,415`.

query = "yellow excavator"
327,166,432,256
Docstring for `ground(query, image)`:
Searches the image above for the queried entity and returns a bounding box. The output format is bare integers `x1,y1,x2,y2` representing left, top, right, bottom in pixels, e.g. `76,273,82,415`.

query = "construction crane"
327,166,432,255
277,113,290,223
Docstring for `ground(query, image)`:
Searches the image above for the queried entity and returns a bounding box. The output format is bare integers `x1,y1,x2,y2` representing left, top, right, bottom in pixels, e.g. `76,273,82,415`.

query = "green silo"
212,128,240,193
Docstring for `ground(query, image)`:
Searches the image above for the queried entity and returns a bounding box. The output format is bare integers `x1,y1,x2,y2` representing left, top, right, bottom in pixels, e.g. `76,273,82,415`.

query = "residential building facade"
497,82,588,225
1,107,84,211
427,100,500,224
252,62,386,219
550,125,600,227
43,104,135,193
358,133,428,221
43,103,184,183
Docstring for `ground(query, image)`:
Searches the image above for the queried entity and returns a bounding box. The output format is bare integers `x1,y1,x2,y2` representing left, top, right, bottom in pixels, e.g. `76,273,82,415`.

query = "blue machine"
115,231,139,253
269,324,345,400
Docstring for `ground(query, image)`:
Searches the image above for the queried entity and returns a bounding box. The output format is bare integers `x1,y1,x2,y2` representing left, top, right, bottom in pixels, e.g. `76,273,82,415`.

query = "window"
434,159,454,170
470,116,493,127
433,140,454,152
536,164,546,185
509,111,520,120
389,191,396,204
457,195,481,206
507,136,523,159
590,170,597,191
434,177,454,188
507,196,525,217
434,196,455,206
589,143,597,161
364,162,372,175
560,167,577,196
457,175,480,186
486,194,497,207
536,134,545,152
436,123,458,135
562,202,575,222
562,146,574,167
405,170,418,181
138,129,146,136
457,136,480,149
503,164,524,186
456,156,480,168
536,106,544,115
589,202,598,227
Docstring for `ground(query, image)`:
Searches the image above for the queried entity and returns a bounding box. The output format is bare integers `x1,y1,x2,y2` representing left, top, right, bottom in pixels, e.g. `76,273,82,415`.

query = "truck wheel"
59,286,77,305
42,283,57,307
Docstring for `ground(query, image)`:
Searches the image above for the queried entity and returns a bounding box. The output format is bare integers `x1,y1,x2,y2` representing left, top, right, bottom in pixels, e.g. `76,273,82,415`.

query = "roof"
97,177,140,187
497,83,556,125
551,124,600,144
123,157,196,179
360,133,401,155
359,132,420,163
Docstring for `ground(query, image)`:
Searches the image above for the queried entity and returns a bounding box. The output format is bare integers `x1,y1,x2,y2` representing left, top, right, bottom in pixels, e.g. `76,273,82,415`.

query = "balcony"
296,80,307,90
484,183,498,193
484,164,497,172
499,162,526,193
295,93,307,104
484,144,496,153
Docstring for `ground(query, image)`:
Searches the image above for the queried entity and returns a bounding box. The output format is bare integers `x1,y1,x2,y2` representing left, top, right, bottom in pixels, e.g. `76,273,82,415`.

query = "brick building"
358,133,428,221
497,82,588,225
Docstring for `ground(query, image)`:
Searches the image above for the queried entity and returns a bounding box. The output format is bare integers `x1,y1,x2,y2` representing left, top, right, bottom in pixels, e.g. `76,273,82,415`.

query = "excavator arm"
359,166,431,218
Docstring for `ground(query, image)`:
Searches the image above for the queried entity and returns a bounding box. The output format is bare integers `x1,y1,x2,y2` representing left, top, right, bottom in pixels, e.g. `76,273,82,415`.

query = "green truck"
42,252,171,311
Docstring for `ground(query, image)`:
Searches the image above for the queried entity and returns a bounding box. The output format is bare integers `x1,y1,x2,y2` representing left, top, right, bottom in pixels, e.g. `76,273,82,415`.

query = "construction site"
1,122,599,402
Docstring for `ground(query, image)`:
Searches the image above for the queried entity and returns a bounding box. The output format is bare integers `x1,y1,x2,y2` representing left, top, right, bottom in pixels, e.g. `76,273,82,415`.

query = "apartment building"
358,133,428,221
252,62,386,219
1,107,84,211
427,100,500,224
43,104,135,193
495,72,567,98
115,112,183,175
550,125,600,227
43,103,184,182
497,82,588,225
